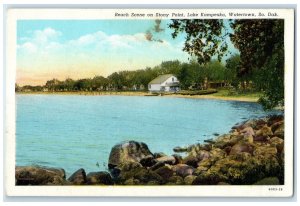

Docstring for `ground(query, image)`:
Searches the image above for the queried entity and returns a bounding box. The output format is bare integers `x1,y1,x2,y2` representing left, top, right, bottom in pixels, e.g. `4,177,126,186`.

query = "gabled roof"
148,74,175,85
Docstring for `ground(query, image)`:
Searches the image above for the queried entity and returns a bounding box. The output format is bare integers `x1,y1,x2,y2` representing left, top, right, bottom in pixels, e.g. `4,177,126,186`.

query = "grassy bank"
16,89,261,102
166,89,261,102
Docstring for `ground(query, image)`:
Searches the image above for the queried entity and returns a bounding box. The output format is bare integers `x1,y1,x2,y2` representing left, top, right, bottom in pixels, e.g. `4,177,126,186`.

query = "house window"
172,77,174,82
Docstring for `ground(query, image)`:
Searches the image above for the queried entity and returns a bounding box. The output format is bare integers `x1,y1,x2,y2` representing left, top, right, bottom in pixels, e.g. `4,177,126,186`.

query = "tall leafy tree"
169,19,284,109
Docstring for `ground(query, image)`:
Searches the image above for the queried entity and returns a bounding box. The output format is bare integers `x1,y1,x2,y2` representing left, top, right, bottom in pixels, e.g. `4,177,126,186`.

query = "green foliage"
169,19,285,109
178,61,203,89
205,60,226,81
225,54,240,87
169,19,228,63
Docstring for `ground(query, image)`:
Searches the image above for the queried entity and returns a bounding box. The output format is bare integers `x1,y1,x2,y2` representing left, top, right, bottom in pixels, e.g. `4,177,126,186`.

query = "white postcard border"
5,8,295,197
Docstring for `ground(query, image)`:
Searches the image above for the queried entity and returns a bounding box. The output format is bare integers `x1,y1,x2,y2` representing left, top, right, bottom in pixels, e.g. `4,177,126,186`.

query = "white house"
148,74,180,92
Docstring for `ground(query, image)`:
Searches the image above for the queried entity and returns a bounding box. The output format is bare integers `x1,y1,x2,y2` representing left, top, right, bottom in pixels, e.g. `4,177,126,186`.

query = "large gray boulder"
15,166,67,185
108,141,153,170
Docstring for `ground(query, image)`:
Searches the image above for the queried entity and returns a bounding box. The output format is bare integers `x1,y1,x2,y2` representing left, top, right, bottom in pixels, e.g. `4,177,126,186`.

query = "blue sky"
17,20,183,44
16,19,237,86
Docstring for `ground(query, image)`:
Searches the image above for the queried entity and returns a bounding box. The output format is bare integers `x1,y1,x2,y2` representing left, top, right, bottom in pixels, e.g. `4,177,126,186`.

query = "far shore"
16,91,259,102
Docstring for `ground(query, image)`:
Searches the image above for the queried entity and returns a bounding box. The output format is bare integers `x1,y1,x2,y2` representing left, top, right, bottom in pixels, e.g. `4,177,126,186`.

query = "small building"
208,81,226,89
148,74,180,92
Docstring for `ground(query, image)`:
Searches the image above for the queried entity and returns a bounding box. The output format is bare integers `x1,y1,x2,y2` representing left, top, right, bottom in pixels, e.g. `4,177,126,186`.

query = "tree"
178,60,203,89
15,84,21,92
160,60,182,76
108,72,125,90
64,78,75,91
225,54,240,87
92,76,109,91
205,60,226,82
169,19,284,109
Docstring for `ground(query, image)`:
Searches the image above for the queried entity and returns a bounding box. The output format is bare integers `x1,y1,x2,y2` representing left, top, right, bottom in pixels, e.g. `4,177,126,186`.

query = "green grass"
211,88,262,99
177,89,217,96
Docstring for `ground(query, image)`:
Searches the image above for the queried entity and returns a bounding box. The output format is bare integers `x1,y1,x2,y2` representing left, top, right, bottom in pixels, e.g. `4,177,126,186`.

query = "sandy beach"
16,91,259,102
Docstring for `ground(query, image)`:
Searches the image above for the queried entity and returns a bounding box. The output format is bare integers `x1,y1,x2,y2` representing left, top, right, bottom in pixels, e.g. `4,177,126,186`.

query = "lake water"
16,94,277,176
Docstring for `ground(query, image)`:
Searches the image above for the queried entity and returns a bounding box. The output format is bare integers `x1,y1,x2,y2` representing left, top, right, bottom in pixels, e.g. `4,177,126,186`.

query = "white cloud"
68,31,149,49
18,27,63,54
17,42,37,53
33,27,62,44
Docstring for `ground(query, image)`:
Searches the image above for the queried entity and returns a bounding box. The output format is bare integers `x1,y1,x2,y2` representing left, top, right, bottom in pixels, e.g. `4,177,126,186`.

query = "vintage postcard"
5,8,294,197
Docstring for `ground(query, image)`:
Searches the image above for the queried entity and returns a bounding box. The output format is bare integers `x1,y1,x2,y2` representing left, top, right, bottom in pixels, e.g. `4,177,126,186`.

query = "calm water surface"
16,94,277,176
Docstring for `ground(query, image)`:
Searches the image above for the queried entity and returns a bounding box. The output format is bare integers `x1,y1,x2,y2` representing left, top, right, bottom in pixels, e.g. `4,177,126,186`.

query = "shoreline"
16,91,259,102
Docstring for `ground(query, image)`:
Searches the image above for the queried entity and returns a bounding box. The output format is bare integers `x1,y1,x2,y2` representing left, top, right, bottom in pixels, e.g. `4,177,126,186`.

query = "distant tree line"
16,55,252,92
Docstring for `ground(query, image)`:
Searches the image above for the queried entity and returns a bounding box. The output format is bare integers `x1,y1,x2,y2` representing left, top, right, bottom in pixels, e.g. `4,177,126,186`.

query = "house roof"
165,82,180,87
148,74,175,85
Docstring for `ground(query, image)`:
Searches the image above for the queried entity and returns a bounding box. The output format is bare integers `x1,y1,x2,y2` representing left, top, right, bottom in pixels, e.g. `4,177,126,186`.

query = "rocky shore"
15,115,284,185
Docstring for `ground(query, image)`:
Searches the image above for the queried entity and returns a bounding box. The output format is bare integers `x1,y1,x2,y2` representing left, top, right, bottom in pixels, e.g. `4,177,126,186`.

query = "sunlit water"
16,94,279,176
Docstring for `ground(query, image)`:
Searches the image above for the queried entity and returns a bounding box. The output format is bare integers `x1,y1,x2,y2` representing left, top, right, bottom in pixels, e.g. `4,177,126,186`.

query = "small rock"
173,146,188,153
124,178,140,185
210,148,226,160
134,169,163,184
139,155,157,167
167,176,184,185
193,168,205,176
149,162,165,171
197,150,211,161
182,155,199,168
117,161,143,173
253,177,280,185
214,141,229,149
172,164,195,177
268,115,284,126
192,172,227,185
241,127,255,137
230,152,252,162
153,152,167,158
68,168,87,185
172,154,183,164
229,143,254,155
197,158,213,168
184,175,197,185
155,156,176,165
254,119,268,129
231,130,240,136
253,146,277,157
214,135,243,149
86,171,113,185
224,146,232,155
270,136,284,153
244,135,254,144
270,120,284,133
253,135,270,142
204,138,216,144
154,165,174,180
274,123,284,139
187,144,211,154
255,126,273,137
